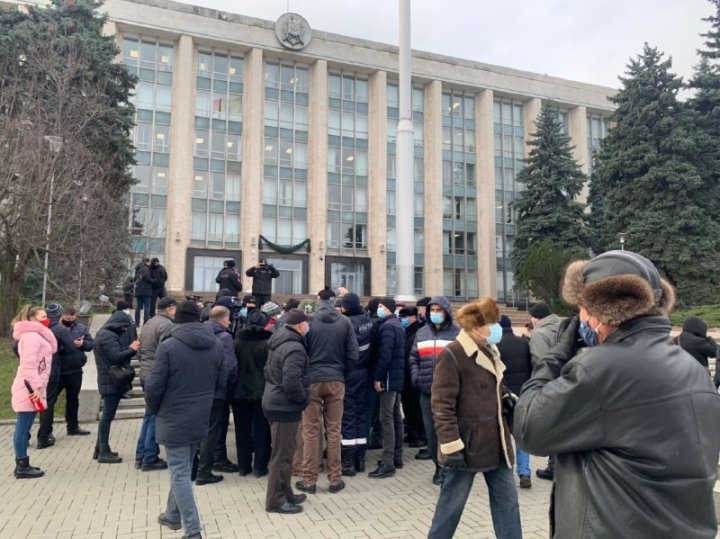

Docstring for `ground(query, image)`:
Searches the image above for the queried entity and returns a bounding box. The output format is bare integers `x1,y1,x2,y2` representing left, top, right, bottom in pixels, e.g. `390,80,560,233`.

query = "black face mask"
61,319,73,327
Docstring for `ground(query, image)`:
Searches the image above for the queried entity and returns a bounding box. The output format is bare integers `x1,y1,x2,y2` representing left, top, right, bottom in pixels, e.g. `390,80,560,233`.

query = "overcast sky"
181,0,714,90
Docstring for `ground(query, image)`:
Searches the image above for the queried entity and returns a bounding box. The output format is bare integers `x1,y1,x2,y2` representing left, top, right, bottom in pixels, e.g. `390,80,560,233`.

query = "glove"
443,450,466,469
547,315,581,365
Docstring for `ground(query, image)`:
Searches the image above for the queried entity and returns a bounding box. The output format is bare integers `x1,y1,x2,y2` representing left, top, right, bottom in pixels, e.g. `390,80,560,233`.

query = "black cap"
379,297,396,314
529,303,551,319
340,293,361,311
399,306,418,317
499,315,512,328
416,297,431,307
283,308,314,325
243,295,258,305
157,297,177,310
116,300,130,311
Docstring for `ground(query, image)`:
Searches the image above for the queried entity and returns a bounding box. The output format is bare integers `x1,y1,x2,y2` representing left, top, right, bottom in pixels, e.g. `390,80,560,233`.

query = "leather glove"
548,315,581,365
443,450,466,469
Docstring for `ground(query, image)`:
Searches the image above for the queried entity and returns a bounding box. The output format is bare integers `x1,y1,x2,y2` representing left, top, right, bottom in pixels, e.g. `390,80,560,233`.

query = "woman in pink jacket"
11,305,56,479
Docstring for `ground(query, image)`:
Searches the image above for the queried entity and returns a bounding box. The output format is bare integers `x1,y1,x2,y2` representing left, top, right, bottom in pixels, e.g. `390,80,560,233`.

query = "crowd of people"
9,250,720,538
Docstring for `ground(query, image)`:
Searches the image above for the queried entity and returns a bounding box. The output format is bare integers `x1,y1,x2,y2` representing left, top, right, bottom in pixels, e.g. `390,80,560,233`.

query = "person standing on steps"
11,305,56,479
215,259,242,298
134,258,154,327
245,258,279,306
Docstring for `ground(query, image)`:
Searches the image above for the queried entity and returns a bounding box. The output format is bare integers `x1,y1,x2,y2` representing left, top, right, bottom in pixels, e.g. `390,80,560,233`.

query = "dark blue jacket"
134,264,153,297
58,320,93,375
262,325,310,422
410,296,459,395
145,322,227,447
496,328,532,395
94,312,137,396
208,320,238,399
346,309,377,372
374,315,404,392
49,318,78,380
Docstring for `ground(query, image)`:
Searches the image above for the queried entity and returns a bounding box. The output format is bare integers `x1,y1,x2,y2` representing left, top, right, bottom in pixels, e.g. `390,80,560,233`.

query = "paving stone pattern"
0,419,555,538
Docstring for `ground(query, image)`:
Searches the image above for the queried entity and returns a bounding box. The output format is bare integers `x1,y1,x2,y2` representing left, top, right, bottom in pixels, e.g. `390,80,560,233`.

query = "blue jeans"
135,381,159,464
165,443,202,536
135,295,152,326
429,466,522,539
515,443,530,477
14,412,37,458
97,394,121,452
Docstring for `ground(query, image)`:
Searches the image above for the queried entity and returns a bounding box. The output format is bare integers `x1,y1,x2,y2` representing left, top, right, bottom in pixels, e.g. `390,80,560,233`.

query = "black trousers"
401,385,426,442
151,287,167,316
266,421,299,509
38,370,83,438
197,398,226,477
234,399,271,474
254,293,271,306
213,400,232,463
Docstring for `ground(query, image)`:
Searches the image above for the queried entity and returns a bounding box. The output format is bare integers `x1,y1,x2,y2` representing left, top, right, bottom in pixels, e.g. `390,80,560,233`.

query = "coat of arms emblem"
275,13,312,51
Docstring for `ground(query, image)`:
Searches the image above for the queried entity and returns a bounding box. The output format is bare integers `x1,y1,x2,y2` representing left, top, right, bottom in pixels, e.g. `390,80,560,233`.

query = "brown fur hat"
561,250,675,326
456,298,500,331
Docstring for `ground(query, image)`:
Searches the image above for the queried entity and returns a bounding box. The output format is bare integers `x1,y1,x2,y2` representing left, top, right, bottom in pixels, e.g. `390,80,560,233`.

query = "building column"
475,89,496,298
423,80,443,296
568,105,590,203
240,47,264,288
165,34,195,293
523,97,542,157
368,70,388,296
307,60,328,294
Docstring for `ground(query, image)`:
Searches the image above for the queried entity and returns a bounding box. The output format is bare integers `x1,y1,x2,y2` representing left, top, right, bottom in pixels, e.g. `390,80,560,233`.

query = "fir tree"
511,103,587,278
589,44,720,305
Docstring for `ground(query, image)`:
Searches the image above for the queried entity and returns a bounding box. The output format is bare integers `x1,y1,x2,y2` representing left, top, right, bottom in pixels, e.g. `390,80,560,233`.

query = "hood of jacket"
682,316,708,337
103,311,133,333
427,295,454,331
170,322,217,350
12,320,56,346
314,301,341,323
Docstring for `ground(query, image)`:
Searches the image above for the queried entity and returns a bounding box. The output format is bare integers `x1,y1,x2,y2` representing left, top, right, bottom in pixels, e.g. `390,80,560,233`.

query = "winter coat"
11,321,57,412
529,313,562,366
150,263,168,291
234,319,273,402
215,267,242,296
138,313,174,381
58,320,93,376
403,321,421,387
496,328,532,395
245,263,279,297
675,316,717,369
262,325,310,422
49,319,83,378
346,309,377,373
374,315,405,392
409,296,459,395
134,264,153,297
93,312,137,396
515,316,720,539
144,322,227,447
432,331,514,472
208,320,238,399
307,301,359,383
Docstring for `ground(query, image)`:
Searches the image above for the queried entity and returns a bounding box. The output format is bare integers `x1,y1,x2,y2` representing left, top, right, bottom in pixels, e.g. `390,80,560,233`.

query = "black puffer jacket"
144,322,226,447
262,325,310,422
58,320,93,375
515,316,720,539
496,327,532,395
234,311,273,401
94,312,137,396
215,267,242,296
307,301,359,383
245,264,279,297
374,315,405,392
676,316,717,369
49,318,79,380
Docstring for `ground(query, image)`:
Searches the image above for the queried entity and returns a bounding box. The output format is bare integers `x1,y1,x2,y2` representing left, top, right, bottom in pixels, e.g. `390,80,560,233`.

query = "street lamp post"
42,135,63,307
618,232,626,251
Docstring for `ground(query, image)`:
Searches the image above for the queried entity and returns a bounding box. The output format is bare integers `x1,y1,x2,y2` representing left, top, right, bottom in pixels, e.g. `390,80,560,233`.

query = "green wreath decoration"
258,235,311,254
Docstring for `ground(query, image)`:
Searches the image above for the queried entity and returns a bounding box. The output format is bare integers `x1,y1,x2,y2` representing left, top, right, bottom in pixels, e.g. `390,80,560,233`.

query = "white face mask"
123,309,131,315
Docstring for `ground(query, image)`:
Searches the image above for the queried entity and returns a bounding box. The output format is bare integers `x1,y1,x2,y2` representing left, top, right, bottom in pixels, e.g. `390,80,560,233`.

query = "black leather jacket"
515,316,720,539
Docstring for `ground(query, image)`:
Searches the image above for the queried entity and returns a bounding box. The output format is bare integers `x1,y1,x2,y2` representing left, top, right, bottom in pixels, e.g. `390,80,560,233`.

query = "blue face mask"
400,318,410,328
240,307,248,318
376,307,387,319
579,319,599,347
429,312,445,326
486,323,503,345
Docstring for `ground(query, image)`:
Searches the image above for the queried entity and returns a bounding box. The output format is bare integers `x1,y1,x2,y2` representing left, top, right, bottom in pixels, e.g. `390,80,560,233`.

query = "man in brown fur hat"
514,250,720,539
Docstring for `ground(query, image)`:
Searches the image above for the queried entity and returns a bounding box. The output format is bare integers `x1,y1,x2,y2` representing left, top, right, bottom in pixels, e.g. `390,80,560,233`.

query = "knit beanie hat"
46,303,64,320
174,300,201,324
261,301,281,317
500,315,512,329
379,297,396,314
529,303,551,319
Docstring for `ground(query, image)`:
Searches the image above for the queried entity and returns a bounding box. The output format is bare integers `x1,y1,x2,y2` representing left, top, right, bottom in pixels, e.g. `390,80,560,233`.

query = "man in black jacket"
262,309,312,514
134,258,153,326
515,250,720,538
145,301,226,539
37,304,90,448
215,259,242,297
496,315,532,488
398,306,425,449
675,316,717,371
296,289,358,495
150,257,168,316
245,258,279,305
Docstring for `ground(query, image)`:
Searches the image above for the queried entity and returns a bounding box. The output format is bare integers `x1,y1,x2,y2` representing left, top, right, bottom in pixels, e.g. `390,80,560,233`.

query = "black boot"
14,457,44,479
432,465,444,485
341,447,356,477
93,445,119,460
355,446,366,473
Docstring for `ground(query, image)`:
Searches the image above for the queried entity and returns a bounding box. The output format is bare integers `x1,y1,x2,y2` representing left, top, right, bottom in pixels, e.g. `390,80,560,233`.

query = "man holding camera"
245,259,279,306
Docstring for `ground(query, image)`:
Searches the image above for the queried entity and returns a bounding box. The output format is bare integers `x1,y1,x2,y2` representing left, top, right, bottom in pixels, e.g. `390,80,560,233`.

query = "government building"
11,0,616,303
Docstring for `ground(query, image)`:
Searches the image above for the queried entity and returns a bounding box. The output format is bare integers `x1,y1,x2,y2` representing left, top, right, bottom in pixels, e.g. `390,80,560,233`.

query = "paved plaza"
0,418,553,538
